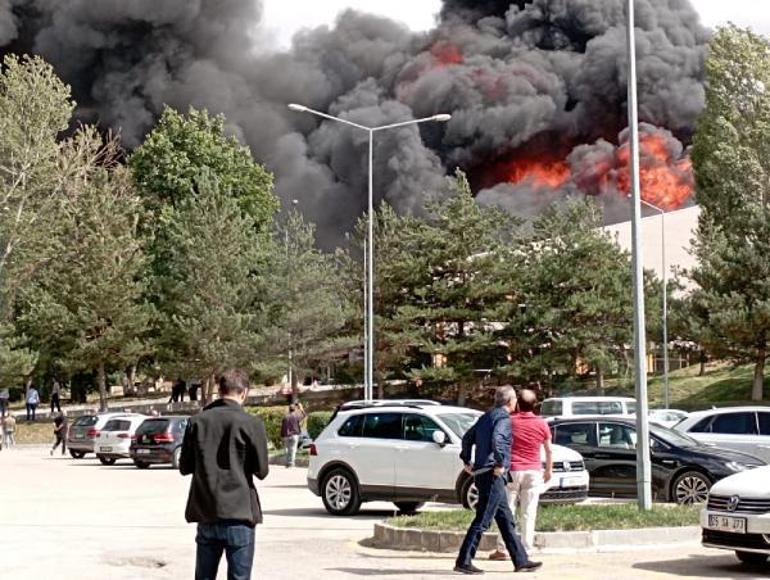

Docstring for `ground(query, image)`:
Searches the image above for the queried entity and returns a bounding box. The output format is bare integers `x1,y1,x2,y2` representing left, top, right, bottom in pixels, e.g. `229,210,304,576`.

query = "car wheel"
461,478,479,511
321,468,361,516
97,455,116,466
736,551,768,566
171,447,181,470
69,450,86,459
394,502,425,515
672,471,711,504
134,460,150,469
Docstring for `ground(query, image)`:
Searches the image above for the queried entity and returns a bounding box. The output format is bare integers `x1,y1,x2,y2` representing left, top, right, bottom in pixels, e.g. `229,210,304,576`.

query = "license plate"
99,447,112,453
708,514,746,534
560,476,584,488
137,449,151,455
75,434,84,439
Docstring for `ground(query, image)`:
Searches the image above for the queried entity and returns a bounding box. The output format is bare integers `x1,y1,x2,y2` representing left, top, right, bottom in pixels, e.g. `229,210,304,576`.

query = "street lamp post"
288,103,451,401
626,0,653,510
639,199,670,410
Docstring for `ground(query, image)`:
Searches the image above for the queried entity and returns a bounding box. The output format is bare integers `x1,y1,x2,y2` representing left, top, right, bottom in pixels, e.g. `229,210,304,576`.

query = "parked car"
550,417,765,504
129,416,189,469
702,464,770,566
540,396,636,419
649,409,689,429
307,402,589,516
674,406,770,462
95,415,148,465
67,412,145,459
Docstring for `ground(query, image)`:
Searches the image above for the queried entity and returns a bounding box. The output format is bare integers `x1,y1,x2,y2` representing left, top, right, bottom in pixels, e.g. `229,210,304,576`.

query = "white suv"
675,407,770,462
702,464,770,566
307,402,588,516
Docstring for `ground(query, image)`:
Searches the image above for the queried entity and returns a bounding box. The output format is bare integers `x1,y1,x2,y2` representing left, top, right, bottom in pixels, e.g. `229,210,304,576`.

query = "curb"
371,523,700,553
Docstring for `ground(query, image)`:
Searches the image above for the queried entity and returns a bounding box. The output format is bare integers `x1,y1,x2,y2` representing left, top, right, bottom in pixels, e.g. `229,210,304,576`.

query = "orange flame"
430,40,464,66
502,157,571,189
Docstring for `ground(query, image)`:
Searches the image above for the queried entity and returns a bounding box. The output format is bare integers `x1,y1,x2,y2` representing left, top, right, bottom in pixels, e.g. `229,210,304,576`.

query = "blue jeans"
196,521,255,580
457,471,529,568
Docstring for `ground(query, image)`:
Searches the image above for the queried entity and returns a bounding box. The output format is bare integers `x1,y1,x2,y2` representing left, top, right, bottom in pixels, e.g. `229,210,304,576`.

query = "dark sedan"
129,416,188,469
550,417,766,504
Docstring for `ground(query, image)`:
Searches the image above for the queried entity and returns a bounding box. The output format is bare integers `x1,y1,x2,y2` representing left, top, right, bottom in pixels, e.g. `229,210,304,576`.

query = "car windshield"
437,413,479,438
73,416,98,427
649,423,700,448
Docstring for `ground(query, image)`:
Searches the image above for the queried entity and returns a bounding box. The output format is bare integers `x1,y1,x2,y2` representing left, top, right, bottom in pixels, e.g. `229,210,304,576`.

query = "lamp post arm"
372,116,448,132
290,105,370,131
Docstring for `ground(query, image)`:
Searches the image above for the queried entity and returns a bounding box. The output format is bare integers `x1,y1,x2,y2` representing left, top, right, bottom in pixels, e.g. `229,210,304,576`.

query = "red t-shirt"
510,411,551,471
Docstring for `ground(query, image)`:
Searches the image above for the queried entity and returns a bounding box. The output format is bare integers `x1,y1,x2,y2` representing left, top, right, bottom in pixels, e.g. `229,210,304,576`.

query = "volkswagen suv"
307,401,588,516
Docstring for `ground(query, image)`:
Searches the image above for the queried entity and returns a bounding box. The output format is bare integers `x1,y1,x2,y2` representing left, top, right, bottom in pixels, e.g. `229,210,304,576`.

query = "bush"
307,411,333,439
245,406,285,449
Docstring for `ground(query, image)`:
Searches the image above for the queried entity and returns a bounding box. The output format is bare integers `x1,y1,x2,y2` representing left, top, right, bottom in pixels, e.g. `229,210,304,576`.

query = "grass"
10,421,56,445
387,504,700,532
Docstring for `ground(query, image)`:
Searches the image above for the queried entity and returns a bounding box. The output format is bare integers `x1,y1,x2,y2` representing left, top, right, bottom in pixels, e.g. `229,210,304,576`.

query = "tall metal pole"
367,130,375,402
626,0,653,510
661,211,669,409
363,238,369,399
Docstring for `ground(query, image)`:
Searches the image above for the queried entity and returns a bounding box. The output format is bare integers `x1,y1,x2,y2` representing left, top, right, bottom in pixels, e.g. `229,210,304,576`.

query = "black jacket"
180,399,269,526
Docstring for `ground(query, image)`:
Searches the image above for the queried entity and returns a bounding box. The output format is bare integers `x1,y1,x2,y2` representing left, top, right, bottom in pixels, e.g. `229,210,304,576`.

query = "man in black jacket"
180,369,269,580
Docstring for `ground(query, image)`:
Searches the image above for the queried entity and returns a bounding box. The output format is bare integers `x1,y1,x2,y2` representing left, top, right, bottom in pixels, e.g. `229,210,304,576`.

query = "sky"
262,0,770,49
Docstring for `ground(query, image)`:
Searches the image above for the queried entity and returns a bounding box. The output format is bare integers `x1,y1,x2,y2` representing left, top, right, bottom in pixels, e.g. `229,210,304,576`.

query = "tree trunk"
699,349,707,377
596,368,605,391
291,371,300,403
377,380,384,400
752,348,766,402
457,383,467,407
97,361,108,412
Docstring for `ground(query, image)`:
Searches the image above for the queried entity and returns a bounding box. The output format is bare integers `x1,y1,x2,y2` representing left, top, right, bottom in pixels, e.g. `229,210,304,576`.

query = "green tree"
259,209,357,396
689,25,770,401
0,323,37,389
19,167,154,411
155,175,267,404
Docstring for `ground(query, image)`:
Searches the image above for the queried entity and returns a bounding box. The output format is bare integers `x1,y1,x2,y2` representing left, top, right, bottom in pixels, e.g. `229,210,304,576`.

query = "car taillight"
117,433,130,439
87,428,100,438
309,443,318,456
153,432,174,443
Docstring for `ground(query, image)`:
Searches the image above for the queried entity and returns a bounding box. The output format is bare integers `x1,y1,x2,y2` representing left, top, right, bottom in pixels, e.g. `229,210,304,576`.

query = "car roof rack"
337,399,440,410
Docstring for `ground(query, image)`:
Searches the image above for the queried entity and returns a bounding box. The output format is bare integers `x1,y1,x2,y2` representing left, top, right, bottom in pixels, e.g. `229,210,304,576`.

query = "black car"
129,416,189,469
550,417,766,504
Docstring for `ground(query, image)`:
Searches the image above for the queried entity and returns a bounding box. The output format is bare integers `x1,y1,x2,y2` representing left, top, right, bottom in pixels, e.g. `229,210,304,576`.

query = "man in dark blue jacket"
455,386,542,575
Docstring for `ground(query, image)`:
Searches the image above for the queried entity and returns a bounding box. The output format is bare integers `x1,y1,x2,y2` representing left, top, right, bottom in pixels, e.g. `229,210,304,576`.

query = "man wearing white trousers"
489,389,552,559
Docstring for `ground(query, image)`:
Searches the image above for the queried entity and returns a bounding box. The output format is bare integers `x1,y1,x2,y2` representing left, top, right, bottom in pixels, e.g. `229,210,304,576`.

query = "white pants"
497,470,544,551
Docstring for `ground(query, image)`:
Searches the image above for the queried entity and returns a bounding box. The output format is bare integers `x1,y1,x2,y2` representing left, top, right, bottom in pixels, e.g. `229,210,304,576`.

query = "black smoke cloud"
0,0,708,246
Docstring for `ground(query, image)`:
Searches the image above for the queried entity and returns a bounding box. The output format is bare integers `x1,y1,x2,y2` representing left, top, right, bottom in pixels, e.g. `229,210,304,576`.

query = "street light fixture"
288,104,452,401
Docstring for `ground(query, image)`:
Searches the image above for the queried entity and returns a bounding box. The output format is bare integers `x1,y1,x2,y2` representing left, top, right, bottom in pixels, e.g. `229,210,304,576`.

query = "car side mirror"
432,430,447,446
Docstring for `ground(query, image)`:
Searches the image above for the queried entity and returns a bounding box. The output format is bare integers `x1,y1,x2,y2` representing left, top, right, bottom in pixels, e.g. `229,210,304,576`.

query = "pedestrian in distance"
280,402,305,468
25,384,40,421
489,388,553,559
3,412,16,448
455,386,542,575
0,387,9,417
50,379,62,414
180,369,269,580
51,411,68,456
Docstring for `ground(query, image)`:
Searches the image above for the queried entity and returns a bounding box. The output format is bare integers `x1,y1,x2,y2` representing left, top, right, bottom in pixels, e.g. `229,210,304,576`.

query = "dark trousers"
196,521,255,580
51,393,61,414
26,403,37,421
52,432,66,454
457,471,529,569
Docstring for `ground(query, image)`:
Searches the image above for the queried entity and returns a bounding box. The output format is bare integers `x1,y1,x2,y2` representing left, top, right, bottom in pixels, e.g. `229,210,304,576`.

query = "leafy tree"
0,323,37,389
155,175,267,404
259,209,357,396
19,166,154,411
689,25,770,401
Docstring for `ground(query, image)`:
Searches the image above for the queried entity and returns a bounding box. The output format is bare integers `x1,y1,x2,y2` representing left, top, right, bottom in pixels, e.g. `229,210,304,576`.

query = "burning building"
0,0,708,245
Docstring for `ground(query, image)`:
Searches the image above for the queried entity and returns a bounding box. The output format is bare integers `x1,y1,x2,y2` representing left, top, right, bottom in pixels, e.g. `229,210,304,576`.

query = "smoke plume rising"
0,0,709,245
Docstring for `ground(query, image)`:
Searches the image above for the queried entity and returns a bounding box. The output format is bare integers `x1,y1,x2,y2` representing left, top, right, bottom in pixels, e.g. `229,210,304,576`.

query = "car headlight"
725,461,748,472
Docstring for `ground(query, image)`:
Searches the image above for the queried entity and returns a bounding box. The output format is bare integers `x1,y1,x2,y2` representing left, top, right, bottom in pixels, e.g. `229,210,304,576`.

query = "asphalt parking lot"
0,446,766,579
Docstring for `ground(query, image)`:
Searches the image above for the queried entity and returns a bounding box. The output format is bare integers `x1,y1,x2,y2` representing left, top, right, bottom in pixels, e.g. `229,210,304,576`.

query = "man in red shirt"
489,388,552,559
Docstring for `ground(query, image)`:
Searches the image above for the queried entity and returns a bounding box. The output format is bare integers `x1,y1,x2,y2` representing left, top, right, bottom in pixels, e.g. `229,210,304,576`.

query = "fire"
502,157,571,189
430,40,464,66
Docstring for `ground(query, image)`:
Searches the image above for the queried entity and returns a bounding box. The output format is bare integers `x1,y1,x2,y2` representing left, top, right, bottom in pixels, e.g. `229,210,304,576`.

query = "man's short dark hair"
218,369,250,396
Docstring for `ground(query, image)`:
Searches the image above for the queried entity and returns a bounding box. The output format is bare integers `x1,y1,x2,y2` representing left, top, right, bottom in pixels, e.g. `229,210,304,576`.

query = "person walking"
280,402,305,468
489,388,553,559
3,412,16,448
455,386,542,575
26,385,40,421
51,412,68,456
0,388,9,417
50,379,62,414
179,369,269,580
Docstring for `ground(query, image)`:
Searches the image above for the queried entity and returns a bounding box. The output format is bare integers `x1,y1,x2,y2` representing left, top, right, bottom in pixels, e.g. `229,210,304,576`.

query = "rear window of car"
759,412,770,436
710,412,758,435
103,419,131,431
73,416,98,427
540,400,562,417
625,402,637,415
136,419,170,435
361,413,402,439
338,414,364,437
572,401,623,415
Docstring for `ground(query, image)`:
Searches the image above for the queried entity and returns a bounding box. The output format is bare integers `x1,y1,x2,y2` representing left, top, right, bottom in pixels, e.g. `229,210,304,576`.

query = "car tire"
394,502,425,515
97,455,116,466
134,460,150,469
69,450,86,459
735,551,768,566
171,447,181,470
321,468,361,516
460,477,479,511
671,470,711,505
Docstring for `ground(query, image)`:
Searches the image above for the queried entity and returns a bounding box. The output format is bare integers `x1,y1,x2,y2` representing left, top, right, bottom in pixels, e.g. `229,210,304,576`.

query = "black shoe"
515,561,543,573
454,563,484,575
